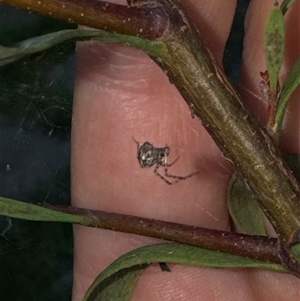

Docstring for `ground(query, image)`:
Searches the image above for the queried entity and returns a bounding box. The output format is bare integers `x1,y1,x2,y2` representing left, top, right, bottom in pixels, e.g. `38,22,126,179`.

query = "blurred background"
0,5,75,301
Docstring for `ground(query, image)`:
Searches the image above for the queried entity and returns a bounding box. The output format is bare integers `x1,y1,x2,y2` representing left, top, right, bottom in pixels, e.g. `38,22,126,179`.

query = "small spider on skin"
133,138,198,185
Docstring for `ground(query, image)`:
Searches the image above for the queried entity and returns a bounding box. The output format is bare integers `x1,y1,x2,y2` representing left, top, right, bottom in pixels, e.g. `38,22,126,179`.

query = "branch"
3,0,300,270
152,0,300,248
1,194,299,276
49,204,282,263
1,0,168,39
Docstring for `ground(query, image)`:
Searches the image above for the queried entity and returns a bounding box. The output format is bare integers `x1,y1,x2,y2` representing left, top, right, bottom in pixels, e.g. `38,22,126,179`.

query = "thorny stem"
2,0,300,275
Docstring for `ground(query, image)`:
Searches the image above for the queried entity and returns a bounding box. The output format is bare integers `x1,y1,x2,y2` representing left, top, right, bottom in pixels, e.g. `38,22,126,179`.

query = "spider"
133,138,198,185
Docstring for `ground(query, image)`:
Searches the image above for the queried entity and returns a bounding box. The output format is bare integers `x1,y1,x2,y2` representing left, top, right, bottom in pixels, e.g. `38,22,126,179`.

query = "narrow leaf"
83,243,286,301
291,243,300,262
276,56,300,132
87,265,147,301
0,196,85,224
264,3,286,90
280,0,298,15
0,29,91,66
0,29,165,66
228,173,267,235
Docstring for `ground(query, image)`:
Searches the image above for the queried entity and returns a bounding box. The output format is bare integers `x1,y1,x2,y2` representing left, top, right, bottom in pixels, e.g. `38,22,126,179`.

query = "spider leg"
132,137,140,152
154,163,198,185
164,164,199,181
154,165,174,185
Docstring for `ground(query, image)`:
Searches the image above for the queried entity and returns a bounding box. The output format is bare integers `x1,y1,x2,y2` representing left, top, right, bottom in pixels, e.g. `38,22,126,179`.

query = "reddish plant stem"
46,204,281,264
46,204,300,278
1,0,168,39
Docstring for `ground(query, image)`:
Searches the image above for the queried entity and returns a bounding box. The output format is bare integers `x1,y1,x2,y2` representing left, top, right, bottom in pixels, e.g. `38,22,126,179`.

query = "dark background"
0,5,75,301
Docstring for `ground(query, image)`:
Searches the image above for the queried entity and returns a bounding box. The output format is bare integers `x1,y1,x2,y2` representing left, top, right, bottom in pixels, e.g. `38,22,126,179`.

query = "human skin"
71,0,300,300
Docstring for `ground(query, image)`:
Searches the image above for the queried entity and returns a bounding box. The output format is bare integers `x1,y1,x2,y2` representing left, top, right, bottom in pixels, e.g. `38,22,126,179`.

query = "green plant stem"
2,0,300,272
153,0,300,249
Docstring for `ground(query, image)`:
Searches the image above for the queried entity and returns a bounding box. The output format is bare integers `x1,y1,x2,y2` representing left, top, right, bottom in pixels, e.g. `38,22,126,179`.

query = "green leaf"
86,265,146,301
228,155,300,236
228,173,267,235
276,56,300,132
0,29,85,66
0,29,165,66
83,243,286,301
264,3,286,90
280,0,298,15
291,243,300,262
0,195,85,224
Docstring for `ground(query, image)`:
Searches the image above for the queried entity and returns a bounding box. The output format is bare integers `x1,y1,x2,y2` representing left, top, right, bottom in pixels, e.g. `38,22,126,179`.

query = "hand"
71,0,300,300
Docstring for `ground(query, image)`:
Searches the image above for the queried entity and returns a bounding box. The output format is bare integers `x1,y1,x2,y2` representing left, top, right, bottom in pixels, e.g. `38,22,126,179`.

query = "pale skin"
71,0,300,300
